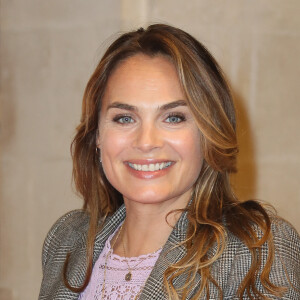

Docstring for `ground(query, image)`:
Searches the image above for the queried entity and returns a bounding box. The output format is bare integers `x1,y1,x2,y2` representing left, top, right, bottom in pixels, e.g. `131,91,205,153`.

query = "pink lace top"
79,224,162,300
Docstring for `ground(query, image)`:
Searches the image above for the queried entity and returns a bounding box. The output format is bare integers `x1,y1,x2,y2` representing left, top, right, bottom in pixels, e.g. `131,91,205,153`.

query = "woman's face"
98,54,203,207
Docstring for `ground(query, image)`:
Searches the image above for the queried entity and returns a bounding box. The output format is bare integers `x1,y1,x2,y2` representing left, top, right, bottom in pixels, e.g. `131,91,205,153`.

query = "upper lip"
125,159,174,164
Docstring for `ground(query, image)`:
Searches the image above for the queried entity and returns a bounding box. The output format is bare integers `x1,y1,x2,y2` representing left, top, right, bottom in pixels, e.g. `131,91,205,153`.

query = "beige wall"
1,1,299,299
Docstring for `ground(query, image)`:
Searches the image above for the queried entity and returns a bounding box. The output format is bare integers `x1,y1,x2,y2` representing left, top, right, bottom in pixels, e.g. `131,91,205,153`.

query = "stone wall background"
1,1,299,299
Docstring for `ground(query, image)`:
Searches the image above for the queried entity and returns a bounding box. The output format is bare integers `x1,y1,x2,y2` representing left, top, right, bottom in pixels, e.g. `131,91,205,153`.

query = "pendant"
125,272,132,281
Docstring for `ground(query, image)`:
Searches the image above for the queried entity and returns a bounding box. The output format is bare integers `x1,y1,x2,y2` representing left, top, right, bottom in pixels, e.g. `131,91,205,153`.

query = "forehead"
101,54,186,108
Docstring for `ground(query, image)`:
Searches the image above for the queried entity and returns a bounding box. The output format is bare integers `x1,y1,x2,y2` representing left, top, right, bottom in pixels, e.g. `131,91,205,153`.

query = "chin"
124,191,171,205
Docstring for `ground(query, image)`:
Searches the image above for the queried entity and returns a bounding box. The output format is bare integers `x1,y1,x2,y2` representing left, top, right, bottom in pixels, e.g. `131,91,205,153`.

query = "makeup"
124,160,175,179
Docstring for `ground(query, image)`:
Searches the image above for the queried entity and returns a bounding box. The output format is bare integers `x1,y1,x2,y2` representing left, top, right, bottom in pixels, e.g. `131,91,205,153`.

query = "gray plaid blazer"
39,205,300,299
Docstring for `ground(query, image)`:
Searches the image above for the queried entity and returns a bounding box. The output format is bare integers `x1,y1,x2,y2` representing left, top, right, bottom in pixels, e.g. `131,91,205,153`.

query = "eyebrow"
106,100,187,112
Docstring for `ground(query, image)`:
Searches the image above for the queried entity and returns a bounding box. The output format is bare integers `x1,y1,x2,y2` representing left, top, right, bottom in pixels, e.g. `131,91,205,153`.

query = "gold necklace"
101,224,145,300
101,223,158,300
121,234,152,281
101,224,123,300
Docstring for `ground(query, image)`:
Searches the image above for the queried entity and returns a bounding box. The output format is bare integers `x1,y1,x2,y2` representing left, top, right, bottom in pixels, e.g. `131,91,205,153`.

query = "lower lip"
125,163,175,179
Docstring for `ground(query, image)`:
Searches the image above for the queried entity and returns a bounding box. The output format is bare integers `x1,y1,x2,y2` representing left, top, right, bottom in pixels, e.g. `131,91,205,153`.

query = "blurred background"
1,1,299,299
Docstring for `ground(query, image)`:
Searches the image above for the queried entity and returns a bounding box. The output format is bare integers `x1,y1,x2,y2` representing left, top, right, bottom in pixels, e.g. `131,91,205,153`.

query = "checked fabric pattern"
39,205,300,299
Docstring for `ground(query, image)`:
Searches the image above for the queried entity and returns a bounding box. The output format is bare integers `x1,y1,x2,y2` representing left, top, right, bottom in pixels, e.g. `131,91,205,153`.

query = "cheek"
99,130,126,185
99,128,131,164
182,131,203,183
168,129,202,159
175,130,203,182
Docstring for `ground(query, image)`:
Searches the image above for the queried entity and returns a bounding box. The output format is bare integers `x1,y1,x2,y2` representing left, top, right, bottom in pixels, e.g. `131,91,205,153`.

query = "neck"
113,193,191,257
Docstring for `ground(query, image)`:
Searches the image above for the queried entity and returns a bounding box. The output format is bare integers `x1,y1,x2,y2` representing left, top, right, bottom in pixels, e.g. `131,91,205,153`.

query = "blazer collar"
93,205,127,263
139,209,201,300
64,205,201,300
57,206,126,300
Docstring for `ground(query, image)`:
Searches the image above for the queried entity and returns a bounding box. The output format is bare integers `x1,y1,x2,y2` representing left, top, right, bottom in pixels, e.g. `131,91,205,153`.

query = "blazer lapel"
139,211,201,300
93,205,126,263
55,205,126,300
54,205,202,300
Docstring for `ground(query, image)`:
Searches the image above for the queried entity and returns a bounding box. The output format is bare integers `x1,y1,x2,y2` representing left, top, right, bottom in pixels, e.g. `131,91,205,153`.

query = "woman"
39,24,300,299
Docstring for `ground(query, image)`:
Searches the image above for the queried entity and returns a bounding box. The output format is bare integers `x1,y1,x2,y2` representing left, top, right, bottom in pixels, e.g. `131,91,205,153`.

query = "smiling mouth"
127,162,173,171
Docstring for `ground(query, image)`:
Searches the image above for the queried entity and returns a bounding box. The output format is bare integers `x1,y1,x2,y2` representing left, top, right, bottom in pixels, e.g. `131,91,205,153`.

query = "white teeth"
149,164,155,171
141,165,148,171
128,162,172,171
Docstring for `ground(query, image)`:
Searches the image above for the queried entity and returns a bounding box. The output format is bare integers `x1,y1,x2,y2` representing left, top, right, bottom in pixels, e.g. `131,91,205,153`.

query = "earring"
96,147,102,163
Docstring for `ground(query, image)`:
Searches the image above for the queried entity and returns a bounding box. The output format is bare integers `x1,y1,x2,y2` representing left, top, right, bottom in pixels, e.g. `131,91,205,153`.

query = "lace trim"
79,223,162,300
110,248,162,262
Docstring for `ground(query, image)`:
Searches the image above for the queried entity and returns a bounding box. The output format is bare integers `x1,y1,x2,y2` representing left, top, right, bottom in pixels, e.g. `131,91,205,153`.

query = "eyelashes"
112,114,134,124
112,112,186,125
165,112,186,123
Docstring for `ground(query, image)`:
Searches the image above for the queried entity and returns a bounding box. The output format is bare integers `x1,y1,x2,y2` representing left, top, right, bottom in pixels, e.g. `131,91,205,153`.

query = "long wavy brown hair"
63,24,285,299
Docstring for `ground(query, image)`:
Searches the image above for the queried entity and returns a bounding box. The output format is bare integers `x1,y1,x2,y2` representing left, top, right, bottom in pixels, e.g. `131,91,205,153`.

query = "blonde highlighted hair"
64,24,285,299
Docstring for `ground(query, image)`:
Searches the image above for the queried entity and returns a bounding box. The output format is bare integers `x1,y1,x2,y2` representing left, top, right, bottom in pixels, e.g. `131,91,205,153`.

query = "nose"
132,122,163,152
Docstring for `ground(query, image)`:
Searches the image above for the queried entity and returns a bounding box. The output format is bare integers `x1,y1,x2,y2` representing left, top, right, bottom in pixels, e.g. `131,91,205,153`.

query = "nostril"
132,125,163,151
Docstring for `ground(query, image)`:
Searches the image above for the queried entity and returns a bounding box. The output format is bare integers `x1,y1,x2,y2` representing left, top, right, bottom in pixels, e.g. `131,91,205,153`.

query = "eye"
165,113,186,123
113,115,134,124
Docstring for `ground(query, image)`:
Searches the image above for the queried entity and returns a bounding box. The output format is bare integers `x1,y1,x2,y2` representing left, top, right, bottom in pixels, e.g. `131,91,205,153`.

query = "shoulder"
42,209,90,271
224,213,300,249
260,215,300,264
270,215,300,245
224,214,300,265
222,215,300,298
269,216,300,281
